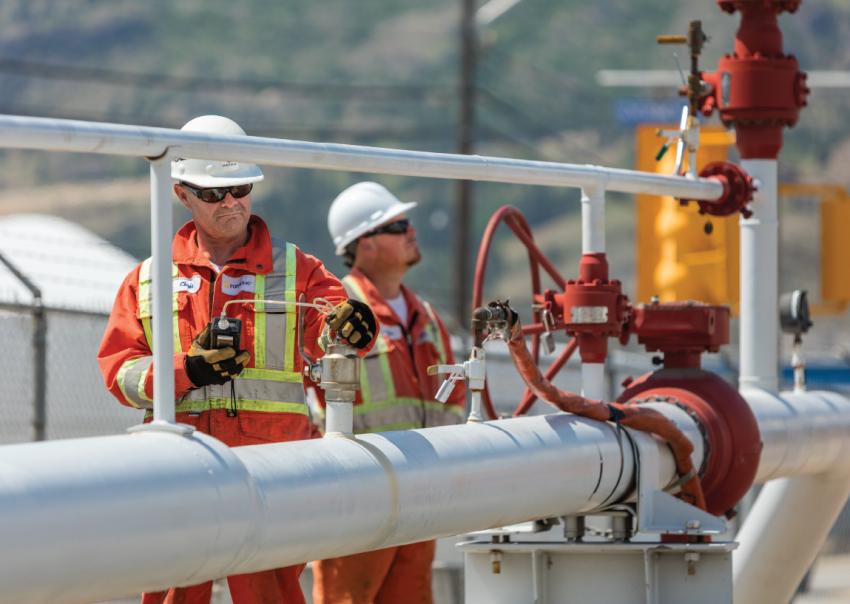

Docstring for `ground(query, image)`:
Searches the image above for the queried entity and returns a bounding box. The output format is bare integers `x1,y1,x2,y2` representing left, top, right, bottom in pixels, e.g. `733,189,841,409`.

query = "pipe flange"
679,161,755,218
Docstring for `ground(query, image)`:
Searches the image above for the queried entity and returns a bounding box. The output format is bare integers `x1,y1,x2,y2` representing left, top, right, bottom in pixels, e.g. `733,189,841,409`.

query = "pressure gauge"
779,289,813,337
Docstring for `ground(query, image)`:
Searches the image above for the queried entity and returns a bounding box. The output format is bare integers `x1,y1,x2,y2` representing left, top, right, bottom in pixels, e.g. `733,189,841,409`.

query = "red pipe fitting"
558,253,630,363
632,301,730,369
619,371,761,517
700,0,808,159
680,161,755,218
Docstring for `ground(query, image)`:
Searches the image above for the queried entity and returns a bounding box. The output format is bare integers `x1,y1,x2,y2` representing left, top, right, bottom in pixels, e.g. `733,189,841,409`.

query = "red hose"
506,320,707,510
513,338,578,416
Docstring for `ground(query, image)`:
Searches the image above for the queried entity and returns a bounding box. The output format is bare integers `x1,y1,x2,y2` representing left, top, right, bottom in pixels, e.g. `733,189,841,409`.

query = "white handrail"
0,114,723,200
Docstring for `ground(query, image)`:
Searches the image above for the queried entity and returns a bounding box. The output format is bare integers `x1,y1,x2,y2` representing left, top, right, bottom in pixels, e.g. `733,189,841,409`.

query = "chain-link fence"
0,307,139,444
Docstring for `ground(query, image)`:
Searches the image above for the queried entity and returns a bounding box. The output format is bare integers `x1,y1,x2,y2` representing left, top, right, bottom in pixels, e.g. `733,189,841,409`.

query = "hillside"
0,0,848,344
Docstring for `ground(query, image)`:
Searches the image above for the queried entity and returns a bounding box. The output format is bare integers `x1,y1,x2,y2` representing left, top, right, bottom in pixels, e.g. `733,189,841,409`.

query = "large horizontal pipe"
1,388,847,604
743,389,850,483
0,410,698,604
0,114,724,200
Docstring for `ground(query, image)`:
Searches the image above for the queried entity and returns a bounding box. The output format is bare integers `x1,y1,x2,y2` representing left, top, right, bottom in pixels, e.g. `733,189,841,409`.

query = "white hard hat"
171,115,264,188
328,182,418,255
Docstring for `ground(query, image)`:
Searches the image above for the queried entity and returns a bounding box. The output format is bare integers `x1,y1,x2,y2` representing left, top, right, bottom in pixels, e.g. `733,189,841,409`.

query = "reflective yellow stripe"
141,318,153,352
239,367,302,382
116,356,152,409
254,274,266,368
174,399,309,414
284,243,297,372
138,258,182,352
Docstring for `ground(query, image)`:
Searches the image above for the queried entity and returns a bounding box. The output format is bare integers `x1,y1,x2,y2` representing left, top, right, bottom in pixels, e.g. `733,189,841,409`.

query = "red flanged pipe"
558,253,630,363
619,372,761,517
701,0,808,159
680,161,755,218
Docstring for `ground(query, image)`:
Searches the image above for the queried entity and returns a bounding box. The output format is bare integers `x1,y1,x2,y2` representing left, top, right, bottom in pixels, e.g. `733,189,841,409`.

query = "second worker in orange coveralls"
97,115,377,604
312,181,467,604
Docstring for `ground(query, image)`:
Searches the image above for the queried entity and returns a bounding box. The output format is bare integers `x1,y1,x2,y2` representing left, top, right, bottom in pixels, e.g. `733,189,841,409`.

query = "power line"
0,57,456,101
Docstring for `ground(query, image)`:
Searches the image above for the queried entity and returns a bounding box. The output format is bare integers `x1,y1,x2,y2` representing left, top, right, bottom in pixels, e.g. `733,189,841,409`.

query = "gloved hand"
327,299,377,349
185,326,250,387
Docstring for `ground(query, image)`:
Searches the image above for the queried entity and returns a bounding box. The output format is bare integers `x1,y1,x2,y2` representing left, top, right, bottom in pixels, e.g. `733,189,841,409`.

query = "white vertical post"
150,158,176,424
581,184,607,399
581,363,607,400
581,185,606,254
739,159,779,392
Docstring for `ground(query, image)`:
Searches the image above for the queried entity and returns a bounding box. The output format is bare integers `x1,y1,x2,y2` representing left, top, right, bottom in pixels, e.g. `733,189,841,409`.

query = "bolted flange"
679,161,755,218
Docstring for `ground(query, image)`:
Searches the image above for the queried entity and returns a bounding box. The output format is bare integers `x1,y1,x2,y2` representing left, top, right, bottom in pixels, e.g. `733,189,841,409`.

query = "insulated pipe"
148,158,176,424
0,115,724,200
733,389,850,604
733,471,850,604
739,159,779,392
0,412,703,604
744,389,850,483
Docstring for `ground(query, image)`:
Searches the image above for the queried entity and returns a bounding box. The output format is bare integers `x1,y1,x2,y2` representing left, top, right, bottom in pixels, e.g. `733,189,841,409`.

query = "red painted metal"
681,162,755,218
619,371,761,517
700,0,808,159
631,302,730,369
558,253,631,363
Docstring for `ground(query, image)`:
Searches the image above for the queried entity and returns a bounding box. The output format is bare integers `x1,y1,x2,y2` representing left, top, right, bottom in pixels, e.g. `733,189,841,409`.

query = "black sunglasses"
364,219,411,238
181,182,253,204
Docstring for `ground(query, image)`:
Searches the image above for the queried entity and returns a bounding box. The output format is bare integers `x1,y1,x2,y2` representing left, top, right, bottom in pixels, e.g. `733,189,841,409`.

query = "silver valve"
541,307,557,355
428,347,487,422
430,366,465,404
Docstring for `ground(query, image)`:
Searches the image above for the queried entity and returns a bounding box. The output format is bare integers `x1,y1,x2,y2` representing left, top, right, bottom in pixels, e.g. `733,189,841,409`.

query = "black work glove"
185,326,250,387
327,299,377,349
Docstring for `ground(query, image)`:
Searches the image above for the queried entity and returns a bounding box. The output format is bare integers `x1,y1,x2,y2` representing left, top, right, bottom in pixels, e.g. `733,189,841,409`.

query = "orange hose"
506,321,707,510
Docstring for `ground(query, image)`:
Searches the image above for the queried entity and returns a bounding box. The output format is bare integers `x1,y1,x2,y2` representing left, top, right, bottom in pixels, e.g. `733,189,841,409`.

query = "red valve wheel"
471,206,576,418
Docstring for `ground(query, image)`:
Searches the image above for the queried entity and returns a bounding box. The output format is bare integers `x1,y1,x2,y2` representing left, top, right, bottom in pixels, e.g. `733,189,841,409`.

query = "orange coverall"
313,267,465,604
98,216,347,604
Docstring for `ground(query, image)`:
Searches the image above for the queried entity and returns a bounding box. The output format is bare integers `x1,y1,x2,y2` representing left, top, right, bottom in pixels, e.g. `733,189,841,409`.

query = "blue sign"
614,98,685,127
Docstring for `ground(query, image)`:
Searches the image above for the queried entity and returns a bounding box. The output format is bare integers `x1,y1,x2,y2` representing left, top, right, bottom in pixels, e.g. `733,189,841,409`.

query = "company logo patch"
222,274,256,296
380,324,404,341
173,275,201,294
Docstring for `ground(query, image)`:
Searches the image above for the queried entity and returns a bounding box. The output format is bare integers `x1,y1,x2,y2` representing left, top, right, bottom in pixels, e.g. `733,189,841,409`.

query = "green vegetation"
0,0,848,328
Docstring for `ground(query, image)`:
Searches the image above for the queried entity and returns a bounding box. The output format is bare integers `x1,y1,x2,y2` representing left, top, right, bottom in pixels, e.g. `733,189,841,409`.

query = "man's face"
360,215,421,270
174,183,252,242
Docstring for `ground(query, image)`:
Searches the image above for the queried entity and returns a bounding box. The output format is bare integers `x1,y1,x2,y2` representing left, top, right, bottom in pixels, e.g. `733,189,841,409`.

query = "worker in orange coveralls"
312,182,466,604
97,115,377,604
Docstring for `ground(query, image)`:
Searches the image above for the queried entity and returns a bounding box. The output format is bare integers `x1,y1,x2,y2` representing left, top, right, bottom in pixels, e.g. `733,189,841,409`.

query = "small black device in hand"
210,317,242,350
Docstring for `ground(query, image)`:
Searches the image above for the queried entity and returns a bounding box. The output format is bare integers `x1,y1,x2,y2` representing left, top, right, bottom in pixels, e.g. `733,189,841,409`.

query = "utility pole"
455,0,477,328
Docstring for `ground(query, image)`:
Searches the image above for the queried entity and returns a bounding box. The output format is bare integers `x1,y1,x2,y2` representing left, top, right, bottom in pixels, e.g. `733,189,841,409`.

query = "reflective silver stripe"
353,403,422,433
362,356,389,402
233,377,305,402
118,356,153,409
262,240,290,370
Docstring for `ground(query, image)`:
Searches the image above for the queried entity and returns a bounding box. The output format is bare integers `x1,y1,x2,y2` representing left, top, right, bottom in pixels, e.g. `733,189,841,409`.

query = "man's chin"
406,251,422,267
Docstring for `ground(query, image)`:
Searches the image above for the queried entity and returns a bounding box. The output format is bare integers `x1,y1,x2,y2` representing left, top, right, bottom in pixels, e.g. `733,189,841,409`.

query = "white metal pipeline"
733,388,850,604
0,114,724,200
733,470,850,604
0,410,705,604
744,389,850,483
739,159,779,392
